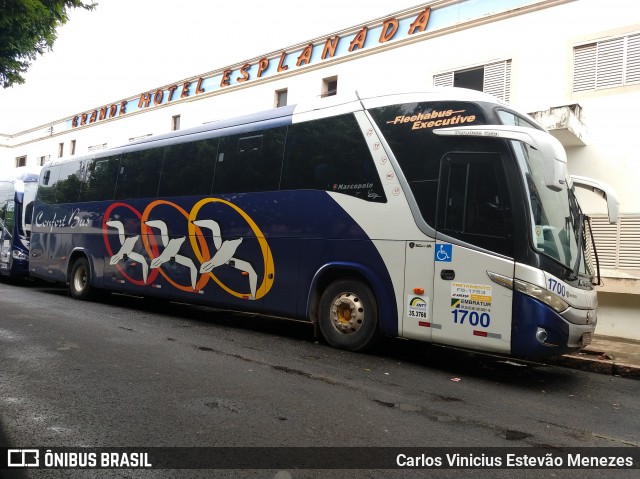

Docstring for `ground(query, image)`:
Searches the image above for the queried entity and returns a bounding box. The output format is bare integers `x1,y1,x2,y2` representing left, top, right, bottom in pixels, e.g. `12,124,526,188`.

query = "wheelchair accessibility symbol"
435,244,452,262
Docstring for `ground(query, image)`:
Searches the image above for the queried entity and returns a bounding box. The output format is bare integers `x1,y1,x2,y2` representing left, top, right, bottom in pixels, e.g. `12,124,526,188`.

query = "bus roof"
44,87,521,168
0,165,41,182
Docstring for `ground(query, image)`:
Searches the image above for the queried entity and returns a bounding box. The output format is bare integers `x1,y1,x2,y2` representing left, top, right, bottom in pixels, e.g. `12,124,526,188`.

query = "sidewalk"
546,335,640,380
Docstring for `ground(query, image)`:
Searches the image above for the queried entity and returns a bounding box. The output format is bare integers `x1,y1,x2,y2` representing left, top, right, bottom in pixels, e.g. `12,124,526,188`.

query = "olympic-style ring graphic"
102,198,274,300
103,202,160,286
188,198,275,300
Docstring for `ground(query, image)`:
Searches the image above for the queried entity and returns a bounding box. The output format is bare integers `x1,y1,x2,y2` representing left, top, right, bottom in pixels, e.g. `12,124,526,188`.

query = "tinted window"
437,153,513,257
281,114,385,202
159,139,218,197
369,102,486,223
0,182,13,232
56,161,83,203
497,110,540,129
2,199,14,234
79,156,119,202
213,127,286,194
115,149,163,200
38,166,61,205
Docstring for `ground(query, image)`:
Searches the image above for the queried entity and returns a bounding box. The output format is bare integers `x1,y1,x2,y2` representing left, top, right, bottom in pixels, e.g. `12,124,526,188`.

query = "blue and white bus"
29,88,618,358
0,167,40,279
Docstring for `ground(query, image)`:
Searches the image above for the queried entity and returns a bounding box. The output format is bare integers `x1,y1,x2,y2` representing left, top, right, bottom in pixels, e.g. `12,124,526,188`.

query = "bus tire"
69,257,95,301
319,279,379,352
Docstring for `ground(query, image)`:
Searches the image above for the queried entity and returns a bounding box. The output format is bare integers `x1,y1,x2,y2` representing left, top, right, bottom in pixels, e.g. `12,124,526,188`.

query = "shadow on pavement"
0,418,27,478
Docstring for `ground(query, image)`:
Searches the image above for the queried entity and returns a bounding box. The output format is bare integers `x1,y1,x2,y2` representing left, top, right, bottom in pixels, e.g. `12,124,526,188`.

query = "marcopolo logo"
7,449,39,467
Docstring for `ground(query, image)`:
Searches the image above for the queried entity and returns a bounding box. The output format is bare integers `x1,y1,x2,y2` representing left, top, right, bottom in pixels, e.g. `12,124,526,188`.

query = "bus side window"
55,161,83,204
79,157,120,202
38,166,61,205
437,153,514,257
159,139,218,197
212,127,286,194
281,114,386,202
496,110,540,130
114,150,163,200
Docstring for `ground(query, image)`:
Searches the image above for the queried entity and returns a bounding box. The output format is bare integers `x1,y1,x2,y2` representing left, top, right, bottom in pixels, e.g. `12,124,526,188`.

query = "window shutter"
589,216,618,269
483,60,511,103
590,215,640,270
434,72,453,87
596,37,624,89
619,216,640,269
573,44,596,92
626,33,640,85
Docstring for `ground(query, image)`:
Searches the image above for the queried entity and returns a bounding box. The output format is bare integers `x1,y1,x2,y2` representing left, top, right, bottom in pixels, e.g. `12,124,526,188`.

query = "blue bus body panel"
511,292,573,358
30,190,397,333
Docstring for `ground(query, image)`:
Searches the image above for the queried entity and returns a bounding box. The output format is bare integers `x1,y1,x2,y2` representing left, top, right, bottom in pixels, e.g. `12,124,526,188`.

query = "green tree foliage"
0,0,96,88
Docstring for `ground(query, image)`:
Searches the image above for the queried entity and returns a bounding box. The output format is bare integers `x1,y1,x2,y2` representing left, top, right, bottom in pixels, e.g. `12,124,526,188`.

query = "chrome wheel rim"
73,265,87,293
329,292,364,335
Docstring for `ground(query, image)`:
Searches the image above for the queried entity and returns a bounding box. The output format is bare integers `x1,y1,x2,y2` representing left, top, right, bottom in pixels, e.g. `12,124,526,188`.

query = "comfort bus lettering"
35,208,91,231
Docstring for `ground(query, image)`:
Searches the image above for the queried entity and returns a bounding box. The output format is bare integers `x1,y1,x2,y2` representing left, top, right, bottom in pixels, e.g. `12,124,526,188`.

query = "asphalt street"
0,280,638,479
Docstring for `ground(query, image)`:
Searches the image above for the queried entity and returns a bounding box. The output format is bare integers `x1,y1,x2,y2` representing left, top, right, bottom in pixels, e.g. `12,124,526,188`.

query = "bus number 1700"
451,310,490,327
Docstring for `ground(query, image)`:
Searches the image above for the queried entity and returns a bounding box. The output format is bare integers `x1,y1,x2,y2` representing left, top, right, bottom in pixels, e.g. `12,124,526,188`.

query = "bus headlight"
12,250,28,261
514,279,569,313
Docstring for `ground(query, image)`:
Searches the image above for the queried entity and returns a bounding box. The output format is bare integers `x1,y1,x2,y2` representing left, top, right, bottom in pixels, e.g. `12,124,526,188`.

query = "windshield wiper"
567,187,584,281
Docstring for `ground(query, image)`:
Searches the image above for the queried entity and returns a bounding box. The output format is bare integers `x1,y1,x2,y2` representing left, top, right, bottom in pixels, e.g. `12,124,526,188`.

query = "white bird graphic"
105,220,149,283
144,220,198,290
193,219,258,299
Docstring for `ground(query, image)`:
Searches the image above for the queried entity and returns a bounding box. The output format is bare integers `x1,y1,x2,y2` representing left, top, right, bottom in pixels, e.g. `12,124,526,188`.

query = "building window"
71,140,76,156
275,89,288,107
322,76,338,97
171,115,181,131
58,142,64,158
573,32,640,92
15,156,26,167
434,60,511,103
38,155,50,166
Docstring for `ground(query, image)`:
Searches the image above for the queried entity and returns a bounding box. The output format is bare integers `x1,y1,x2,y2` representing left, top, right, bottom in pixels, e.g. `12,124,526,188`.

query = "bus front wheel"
69,257,95,301
319,279,379,352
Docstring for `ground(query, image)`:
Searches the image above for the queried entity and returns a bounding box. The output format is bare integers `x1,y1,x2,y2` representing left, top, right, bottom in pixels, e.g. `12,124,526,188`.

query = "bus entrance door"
430,152,516,354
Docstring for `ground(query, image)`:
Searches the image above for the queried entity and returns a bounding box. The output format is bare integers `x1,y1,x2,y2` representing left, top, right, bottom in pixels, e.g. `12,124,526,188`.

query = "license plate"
580,332,592,347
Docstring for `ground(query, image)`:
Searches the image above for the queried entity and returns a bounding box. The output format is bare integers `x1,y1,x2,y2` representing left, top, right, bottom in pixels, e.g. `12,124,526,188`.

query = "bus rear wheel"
319,279,379,352
69,257,95,301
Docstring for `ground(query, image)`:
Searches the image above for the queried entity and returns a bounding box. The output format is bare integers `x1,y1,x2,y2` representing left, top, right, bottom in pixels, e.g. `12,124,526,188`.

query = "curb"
546,351,640,380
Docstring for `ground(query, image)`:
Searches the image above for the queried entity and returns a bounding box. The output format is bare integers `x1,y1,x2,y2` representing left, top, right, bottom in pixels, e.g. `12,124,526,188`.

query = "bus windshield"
21,182,38,236
512,141,590,275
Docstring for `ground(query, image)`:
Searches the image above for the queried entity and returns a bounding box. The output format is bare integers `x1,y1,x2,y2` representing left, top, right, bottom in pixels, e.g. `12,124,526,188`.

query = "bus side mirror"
570,175,620,224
